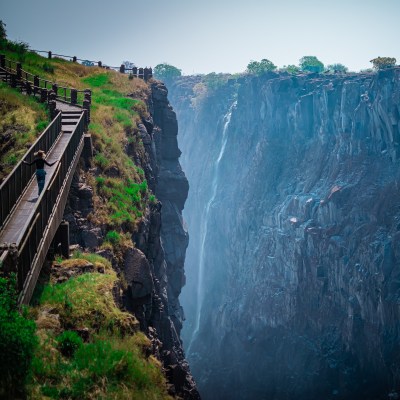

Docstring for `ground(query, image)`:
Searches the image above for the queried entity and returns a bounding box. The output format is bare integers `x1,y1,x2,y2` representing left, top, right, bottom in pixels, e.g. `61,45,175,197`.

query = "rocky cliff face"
64,81,199,399
169,69,400,400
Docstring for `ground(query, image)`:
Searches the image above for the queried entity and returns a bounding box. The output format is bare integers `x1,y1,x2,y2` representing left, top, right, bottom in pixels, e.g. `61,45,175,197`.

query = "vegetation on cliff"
0,27,173,399
27,254,172,399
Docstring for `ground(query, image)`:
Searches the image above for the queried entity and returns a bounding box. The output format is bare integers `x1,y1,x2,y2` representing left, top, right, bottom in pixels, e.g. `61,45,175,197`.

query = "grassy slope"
0,82,49,180
0,44,171,398
29,253,172,399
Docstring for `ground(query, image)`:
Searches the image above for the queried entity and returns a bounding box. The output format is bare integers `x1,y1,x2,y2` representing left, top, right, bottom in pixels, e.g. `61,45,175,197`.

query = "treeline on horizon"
153,55,398,89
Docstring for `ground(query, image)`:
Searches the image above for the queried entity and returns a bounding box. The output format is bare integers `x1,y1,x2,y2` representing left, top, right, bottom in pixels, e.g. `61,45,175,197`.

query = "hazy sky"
1,0,399,74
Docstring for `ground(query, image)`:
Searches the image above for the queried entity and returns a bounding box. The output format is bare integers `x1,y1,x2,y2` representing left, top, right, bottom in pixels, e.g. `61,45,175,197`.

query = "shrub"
327,63,348,73
57,330,83,357
299,56,324,73
105,230,121,245
43,62,54,73
370,57,397,70
246,59,277,75
0,274,37,398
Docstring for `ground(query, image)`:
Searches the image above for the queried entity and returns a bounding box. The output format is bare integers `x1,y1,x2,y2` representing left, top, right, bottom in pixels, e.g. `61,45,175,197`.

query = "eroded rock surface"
169,69,400,400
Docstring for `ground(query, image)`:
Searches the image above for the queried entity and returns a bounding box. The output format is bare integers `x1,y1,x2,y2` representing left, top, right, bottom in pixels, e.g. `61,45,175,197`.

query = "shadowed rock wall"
169,69,400,400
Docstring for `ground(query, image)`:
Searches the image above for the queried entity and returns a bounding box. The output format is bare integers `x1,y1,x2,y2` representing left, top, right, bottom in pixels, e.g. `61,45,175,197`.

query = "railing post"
73,56,77,62
84,89,92,105
57,221,70,259
83,134,93,168
71,88,77,104
40,88,48,103
138,67,144,80
10,74,17,88
26,81,32,95
0,54,5,68
120,64,125,74
33,75,39,94
98,61,102,67
49,100,57,119
48,51,52,59
16,62,22,80
52,83,58,96
149,67,153,79
83,100,90,125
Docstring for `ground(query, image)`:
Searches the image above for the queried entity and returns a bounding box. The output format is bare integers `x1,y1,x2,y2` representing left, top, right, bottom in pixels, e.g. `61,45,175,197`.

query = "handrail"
29,49,153,80
17,112,86,294
0,112,62,229
0,55,91,109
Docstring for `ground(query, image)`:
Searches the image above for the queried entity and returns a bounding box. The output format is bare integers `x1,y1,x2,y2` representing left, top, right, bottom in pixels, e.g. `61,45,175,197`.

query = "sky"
1,0,399,75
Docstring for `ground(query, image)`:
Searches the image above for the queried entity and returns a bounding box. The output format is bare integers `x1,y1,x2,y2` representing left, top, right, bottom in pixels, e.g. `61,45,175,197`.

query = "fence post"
98,61,102,67
26,81,32,95
48,51,52,59
83,100,90,125
138,67,144,79
10,74,17,88
120,64,125,74
132,66,138,77
33,75,39,95
149,67,153,79
83,134,93,168
52,83,58,96
0,54,5,68
59,221,70,259
40,88,48,103
16,62,22,79
84,89,92,104
73,56,77,62
71,88,77,104
49,100,57,119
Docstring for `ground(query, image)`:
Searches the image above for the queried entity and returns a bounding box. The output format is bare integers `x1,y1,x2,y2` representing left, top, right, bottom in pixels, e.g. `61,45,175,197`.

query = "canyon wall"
64,81,199,399
169,69,400,400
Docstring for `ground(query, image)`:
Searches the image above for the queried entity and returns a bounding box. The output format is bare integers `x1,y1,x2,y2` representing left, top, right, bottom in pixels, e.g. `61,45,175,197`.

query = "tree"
327,63,348,73
153,63,182,83
0,20,6,41
246,59,277,75
370,57,396,70
282,65,301,74
123,60,136,69
299,56,324,73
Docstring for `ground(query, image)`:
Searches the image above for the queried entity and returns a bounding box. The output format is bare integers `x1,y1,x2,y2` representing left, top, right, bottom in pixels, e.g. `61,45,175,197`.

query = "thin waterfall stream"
186,101,236,354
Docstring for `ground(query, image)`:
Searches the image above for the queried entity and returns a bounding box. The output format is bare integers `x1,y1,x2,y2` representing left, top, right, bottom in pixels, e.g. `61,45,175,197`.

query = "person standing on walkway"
23,150,58,196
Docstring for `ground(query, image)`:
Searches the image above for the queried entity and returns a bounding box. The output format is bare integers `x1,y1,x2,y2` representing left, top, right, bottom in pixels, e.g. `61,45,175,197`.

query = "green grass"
95,178,148,226
0,82,50,179
82,73,109,87
28,260,172,400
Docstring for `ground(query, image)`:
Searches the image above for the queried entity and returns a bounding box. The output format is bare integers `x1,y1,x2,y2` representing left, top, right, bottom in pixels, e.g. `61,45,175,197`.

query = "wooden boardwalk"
0,99,88,303
0,103,80,245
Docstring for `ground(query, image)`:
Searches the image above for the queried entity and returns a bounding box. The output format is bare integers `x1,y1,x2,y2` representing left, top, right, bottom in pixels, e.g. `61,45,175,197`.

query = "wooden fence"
32,49,153,80
0,54,91,115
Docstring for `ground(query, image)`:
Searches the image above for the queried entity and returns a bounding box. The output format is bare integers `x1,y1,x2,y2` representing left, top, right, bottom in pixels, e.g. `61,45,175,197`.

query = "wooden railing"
31,49,153,80
17,112,86,302
0,55,91,111
0,112,62,229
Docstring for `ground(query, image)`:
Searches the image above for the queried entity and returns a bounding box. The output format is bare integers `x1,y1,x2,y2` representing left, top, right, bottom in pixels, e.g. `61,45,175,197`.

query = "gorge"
168,68,400,399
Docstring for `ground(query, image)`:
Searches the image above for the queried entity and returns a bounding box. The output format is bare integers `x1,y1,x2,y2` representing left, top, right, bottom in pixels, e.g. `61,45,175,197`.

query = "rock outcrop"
64,81,199,399
169,68,400,399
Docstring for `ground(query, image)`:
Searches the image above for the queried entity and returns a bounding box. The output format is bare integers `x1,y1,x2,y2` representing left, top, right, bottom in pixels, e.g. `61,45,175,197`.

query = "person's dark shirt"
24,158,55,169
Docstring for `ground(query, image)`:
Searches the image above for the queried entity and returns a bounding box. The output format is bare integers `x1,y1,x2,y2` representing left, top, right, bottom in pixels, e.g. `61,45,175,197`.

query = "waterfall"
187,101,236,353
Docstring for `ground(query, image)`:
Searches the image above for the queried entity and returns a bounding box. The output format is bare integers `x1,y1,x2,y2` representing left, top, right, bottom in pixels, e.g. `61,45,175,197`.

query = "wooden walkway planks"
0,102,82,247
